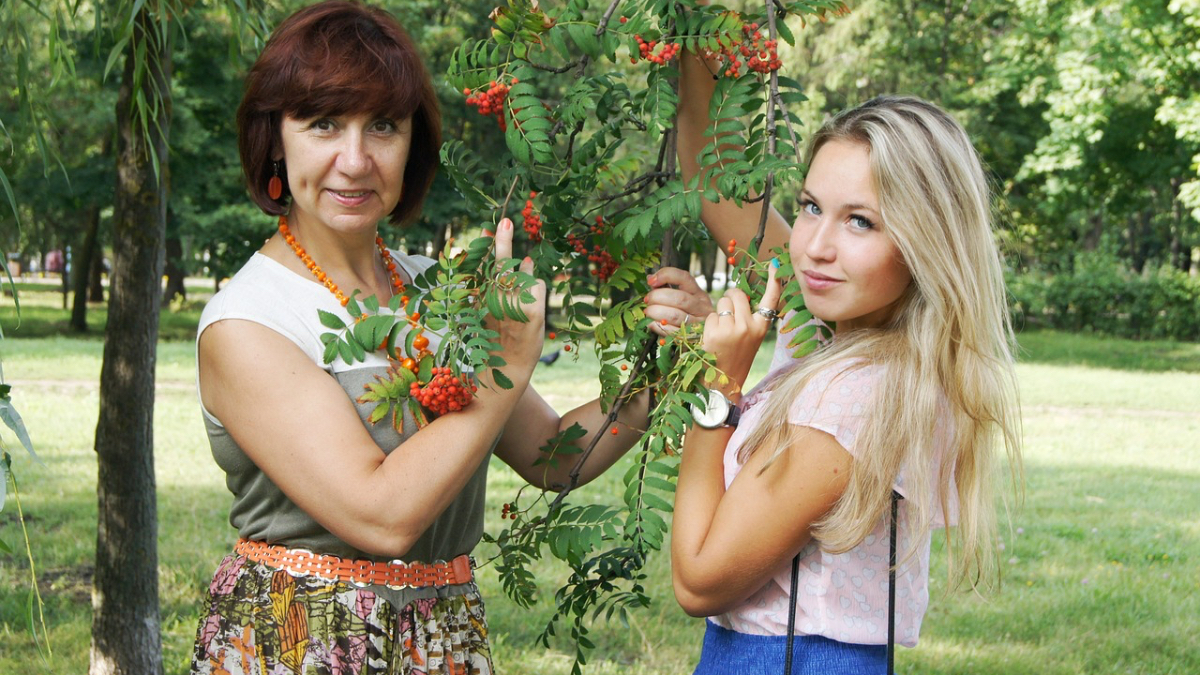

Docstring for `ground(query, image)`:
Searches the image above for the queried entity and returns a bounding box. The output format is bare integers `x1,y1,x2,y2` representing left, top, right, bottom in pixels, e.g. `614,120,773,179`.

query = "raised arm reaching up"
677,11,791,260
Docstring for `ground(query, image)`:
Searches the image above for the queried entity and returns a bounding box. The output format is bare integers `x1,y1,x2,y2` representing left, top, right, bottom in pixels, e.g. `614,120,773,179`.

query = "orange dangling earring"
268,161,284,201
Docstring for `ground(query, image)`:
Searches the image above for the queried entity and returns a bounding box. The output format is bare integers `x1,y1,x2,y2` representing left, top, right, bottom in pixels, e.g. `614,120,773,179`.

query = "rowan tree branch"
754,0,781,254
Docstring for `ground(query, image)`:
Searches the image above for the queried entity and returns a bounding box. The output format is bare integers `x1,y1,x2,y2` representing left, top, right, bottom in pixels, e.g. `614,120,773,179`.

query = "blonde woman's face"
790,140,912,332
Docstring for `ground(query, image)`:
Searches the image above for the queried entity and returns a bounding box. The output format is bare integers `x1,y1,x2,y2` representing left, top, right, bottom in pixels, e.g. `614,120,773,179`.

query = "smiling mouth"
803,270,841,282
330,190,370,197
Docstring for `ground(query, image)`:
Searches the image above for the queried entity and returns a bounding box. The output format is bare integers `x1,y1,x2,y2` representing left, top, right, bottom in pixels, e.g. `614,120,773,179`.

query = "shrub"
1010,258,1200,341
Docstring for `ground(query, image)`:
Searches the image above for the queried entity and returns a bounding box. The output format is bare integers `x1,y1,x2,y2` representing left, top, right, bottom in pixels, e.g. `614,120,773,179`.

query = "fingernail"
500,218,512,230
771,257,780,269
483,229,494,237
648,274,658,285
523,256,532,264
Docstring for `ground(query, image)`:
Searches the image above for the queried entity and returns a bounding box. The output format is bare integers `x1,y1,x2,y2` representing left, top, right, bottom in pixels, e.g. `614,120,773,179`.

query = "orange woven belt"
235,538,473,590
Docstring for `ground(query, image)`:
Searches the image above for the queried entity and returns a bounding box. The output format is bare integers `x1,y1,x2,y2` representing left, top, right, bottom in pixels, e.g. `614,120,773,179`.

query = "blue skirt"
693,621,889,675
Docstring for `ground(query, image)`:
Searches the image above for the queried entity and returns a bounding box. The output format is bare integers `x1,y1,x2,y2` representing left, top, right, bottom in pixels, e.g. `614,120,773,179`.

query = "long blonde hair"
740,96,1022,589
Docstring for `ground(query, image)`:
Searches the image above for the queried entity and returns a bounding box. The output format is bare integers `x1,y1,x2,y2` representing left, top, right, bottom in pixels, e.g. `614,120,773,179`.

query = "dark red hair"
237,0,441,224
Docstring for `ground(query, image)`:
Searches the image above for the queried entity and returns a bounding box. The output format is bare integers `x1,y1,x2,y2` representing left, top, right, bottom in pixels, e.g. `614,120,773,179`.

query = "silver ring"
717,310,733,317
754,307,779,321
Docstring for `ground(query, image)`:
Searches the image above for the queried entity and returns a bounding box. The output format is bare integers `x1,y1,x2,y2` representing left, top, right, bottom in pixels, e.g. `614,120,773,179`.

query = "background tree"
3,1,271,672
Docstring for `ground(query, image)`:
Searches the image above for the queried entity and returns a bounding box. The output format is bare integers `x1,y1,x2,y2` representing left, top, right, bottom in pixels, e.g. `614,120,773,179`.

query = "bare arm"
678,34,791,259
493,387,651,490
199,218,545,558
667,260,852,616
671,422,852,616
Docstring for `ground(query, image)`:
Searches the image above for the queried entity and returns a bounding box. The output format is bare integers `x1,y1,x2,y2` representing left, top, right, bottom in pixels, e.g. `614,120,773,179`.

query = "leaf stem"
545,336,657,511
754,0,781,254
9,465,51,658
498,174,521,221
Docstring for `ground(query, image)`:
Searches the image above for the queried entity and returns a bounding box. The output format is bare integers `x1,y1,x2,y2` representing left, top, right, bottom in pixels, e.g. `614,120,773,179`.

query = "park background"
3,0,1200,673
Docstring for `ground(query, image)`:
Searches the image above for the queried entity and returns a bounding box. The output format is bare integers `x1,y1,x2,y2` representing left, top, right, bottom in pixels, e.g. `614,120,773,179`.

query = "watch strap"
725,404,740,428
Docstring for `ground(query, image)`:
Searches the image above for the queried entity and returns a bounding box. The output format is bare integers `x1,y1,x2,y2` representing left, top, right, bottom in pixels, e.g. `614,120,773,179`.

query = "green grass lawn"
2,285,1199,674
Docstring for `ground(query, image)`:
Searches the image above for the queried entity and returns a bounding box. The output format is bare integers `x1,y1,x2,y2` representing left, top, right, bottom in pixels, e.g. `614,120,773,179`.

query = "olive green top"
197,251,492,603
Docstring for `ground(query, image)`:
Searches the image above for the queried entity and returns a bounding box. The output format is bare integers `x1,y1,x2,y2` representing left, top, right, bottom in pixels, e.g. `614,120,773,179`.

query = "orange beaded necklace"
278,215,408,310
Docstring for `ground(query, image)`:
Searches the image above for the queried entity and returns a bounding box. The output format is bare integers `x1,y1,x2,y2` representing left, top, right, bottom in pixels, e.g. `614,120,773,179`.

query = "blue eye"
800,200,821,216
850,215,876,230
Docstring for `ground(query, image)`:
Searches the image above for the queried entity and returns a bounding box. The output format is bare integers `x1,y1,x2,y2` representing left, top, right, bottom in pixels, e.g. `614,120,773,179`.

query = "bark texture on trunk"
89,10,169,675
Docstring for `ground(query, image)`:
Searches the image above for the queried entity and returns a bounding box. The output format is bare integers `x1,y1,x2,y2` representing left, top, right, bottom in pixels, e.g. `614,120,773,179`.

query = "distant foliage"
1009,257,1200,341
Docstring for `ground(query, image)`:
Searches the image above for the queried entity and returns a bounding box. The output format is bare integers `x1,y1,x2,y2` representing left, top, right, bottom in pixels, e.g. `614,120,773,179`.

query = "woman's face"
789,139,913,332
278,112,411,236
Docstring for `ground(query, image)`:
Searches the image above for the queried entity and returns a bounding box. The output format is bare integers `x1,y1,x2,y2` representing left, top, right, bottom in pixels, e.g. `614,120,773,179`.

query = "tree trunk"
1130,210,1150,274
89,10,169,675
89,247,105,303
431,220,449,257
62,238,71,310
162,223,186,307
1082,211,1103,251
1171,177,1187,272
698,239,716,292
71,206,102,333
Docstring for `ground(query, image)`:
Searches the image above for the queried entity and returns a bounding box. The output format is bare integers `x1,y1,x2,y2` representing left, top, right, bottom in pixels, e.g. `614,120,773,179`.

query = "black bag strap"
784,490,903,675
886,489,902,674
784,543,801,675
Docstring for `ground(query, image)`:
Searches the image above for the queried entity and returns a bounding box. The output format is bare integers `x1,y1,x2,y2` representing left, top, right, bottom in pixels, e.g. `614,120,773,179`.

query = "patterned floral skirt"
190,552,494,675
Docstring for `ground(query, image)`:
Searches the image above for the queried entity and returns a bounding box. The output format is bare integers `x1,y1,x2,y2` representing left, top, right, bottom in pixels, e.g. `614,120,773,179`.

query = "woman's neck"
267,214,390,298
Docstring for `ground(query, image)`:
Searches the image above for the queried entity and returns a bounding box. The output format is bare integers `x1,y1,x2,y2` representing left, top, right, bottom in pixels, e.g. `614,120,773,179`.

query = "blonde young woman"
641,49,1023,673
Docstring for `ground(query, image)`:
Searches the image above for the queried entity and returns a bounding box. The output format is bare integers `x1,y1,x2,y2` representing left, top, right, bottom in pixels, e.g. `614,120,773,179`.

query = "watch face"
693,389,730,428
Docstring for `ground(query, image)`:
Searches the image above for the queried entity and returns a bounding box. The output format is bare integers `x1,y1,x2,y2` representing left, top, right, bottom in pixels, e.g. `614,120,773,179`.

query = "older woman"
189,3,686,672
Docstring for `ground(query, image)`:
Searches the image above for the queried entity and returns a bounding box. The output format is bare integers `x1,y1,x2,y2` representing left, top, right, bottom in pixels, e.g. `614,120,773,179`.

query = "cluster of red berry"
522,191,543,242
726,238,738,265
631,35,681,65
410,367,476,416
715,24,781,77
500,502,518,520
464,79,516,130
565,216,620,281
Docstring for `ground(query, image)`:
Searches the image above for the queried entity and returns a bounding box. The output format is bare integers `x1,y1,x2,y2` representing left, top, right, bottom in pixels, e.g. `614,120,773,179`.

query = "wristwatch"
691,388,741,429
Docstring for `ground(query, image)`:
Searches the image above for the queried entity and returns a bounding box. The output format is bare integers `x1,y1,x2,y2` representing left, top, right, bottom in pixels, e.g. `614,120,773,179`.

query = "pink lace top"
706,333,957,647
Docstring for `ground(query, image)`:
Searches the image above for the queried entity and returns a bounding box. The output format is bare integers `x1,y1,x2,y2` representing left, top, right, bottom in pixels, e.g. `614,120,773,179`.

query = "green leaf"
505,120,531,165
0,398,37,463
641,492,673,512
337,339,355,365
776,17,796,46
318,310,347,330
566,22,601,58
492,368,514,390
644,476,675,493
0,167,19,228
368,401,391,424
794,324,818,343
791,337,819,356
